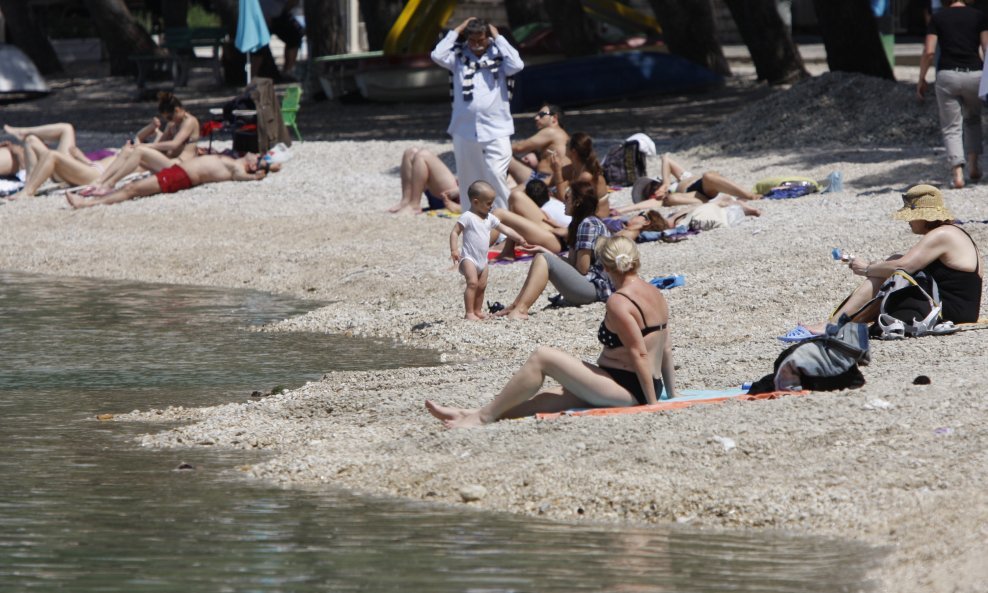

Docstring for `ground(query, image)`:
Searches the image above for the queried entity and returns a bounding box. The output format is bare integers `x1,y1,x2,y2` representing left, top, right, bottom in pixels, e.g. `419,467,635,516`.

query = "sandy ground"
3,59,988,592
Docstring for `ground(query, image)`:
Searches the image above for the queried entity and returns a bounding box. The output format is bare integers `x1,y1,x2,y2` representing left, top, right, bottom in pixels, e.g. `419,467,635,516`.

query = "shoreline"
3,74,988,591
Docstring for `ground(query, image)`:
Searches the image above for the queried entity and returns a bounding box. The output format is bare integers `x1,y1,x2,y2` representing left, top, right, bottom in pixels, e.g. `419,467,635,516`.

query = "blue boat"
510,50,723,111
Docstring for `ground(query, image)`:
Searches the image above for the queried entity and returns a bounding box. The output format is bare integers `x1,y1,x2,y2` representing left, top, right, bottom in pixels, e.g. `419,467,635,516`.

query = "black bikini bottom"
600,366,663,406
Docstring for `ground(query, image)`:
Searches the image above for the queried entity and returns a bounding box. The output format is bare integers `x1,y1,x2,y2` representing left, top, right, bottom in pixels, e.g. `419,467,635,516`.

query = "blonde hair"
595,235,639,274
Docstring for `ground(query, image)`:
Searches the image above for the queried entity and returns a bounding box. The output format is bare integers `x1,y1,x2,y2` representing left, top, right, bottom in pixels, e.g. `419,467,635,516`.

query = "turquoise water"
0,272,882,592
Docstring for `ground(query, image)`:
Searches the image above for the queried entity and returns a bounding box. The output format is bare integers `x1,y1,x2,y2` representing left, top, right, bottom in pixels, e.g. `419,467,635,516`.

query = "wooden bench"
131,27,227,91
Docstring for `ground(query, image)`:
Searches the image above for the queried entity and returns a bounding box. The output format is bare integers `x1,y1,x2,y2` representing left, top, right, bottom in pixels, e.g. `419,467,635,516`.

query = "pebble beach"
3,63,988,592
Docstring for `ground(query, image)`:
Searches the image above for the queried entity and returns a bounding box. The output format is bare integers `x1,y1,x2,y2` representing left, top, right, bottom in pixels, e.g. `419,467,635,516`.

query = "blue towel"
649,275,685,290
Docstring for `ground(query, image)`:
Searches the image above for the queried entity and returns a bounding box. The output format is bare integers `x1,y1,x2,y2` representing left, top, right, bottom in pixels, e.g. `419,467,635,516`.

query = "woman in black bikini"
426,235,677,429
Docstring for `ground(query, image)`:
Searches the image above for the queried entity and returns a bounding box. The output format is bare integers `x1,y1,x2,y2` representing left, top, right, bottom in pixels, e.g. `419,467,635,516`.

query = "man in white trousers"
432,17,524,213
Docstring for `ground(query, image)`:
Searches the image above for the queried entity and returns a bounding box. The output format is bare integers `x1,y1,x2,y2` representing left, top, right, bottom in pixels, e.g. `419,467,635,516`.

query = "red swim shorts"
155,164,192,194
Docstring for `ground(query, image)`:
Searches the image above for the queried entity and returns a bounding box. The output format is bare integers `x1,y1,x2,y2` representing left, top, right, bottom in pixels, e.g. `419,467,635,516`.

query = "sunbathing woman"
551,132,610,218
389,146,460,215
495,180,611,320
3,124,119,200
83,93,200,195
622,153,761,210
490,180,570,257
1,141,25,177
426,235,676,428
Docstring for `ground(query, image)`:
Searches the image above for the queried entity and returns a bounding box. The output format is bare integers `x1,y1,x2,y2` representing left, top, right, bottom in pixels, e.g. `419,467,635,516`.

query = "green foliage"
188,4,221,28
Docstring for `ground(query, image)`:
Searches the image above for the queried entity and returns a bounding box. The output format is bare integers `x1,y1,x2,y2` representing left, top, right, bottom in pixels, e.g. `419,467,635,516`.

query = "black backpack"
602,141,646,187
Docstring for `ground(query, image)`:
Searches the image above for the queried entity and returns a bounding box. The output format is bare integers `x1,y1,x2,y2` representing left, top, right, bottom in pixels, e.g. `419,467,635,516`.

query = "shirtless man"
66,153,278,209
507,104,569,186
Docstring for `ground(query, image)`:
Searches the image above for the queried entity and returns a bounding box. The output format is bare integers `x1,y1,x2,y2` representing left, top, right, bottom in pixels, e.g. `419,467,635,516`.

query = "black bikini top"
597,292,667,349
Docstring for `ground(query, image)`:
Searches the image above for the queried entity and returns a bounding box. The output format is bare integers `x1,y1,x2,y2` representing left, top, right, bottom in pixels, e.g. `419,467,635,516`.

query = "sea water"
0,272,882,592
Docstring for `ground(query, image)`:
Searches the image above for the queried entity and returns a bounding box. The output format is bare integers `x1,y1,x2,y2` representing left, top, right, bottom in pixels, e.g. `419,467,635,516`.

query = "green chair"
280,86,303,142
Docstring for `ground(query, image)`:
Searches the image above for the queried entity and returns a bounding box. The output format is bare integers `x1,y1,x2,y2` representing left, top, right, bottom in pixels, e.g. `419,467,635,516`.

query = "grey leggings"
541,252,599,305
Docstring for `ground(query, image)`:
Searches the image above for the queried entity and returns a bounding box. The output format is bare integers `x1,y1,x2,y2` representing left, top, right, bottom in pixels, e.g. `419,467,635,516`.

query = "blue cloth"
236,0,271,54
649,275,685,290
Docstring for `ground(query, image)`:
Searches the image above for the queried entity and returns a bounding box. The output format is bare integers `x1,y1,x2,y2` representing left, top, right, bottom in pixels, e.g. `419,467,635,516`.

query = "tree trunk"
305,0,347,59
359,0,405,51
544,0,597,57
722,0,808,84
811,0,895,80
162,0,189,29
81,0,160,75
646,0,731,76
504,0,549,29
0,0,63,74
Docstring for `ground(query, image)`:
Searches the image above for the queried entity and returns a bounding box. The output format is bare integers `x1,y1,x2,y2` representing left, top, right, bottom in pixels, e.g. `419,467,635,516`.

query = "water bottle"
832,248,852,262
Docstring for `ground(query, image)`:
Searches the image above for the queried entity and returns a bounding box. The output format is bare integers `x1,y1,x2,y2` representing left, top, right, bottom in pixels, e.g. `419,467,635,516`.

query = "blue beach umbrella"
236,0,270,83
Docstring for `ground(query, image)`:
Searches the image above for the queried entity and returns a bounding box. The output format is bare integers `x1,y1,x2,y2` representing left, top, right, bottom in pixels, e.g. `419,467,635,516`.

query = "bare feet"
952,166,965,189
65,191,89,209
3,124,26,141
444,411,485,429
464,312,484,320
425,400,469,422
387,201,405,213
394,205,422,216
502,308,529,320
741,193,762,201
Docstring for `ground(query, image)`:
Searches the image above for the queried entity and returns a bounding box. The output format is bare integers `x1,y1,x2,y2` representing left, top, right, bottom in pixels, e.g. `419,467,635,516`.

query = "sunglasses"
535,111,553,118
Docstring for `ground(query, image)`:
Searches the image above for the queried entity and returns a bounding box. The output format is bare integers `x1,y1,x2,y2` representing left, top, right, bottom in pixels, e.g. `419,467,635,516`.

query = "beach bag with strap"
748,318,871,394
602,141,646,187
869,269,955,339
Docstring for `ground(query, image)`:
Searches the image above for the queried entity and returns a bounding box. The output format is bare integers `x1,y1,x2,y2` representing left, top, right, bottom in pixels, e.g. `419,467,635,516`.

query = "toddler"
450,181,526,320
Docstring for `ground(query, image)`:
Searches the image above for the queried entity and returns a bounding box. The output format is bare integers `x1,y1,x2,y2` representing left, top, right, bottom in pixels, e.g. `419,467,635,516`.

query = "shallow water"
0,272,882,592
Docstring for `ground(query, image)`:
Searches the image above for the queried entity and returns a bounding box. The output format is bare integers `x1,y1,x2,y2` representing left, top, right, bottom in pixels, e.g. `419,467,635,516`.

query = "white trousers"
452,135,511,212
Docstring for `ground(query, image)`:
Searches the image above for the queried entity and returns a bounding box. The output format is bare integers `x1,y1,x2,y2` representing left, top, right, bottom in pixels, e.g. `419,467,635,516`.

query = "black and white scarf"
450,42,514,103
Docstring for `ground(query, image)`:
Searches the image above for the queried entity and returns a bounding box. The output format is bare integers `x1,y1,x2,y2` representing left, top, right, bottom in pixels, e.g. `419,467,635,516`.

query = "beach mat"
954,317,988,332
535,388,809,420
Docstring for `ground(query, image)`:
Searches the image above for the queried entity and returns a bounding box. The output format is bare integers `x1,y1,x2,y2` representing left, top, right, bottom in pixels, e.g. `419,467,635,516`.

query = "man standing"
432,17,524,212
508,103,569,186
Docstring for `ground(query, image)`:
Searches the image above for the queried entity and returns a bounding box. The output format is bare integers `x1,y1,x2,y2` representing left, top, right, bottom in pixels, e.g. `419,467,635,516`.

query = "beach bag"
602,141,646,187
748,318,871,394
868,269,955,339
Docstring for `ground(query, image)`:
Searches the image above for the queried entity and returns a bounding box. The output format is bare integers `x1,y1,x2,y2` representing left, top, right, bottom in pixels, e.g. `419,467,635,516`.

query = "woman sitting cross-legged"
426,235,677,428
799,184,982,337
494,180,611,319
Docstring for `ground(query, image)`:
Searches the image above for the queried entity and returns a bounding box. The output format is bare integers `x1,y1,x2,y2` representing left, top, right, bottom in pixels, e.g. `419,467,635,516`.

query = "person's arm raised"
490,23,523,74
432,18,472,69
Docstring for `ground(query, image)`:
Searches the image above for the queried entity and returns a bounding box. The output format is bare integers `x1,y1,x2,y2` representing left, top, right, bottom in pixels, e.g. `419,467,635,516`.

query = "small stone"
711,435,736,452
458,485,487,502
175,462,195,471
96,413,114,421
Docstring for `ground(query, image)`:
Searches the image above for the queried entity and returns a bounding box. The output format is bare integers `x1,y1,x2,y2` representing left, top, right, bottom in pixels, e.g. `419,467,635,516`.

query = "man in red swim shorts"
66,153,279,208
154,164,193,194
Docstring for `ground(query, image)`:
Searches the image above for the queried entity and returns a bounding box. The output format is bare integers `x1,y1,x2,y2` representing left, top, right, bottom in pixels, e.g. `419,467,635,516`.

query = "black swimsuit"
597,292,667,405
597,292,667,348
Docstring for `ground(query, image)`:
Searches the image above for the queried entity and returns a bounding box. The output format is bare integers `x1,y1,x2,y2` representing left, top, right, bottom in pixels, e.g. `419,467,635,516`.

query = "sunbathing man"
620,153,761,211
508,103,569,186
66,153,278,209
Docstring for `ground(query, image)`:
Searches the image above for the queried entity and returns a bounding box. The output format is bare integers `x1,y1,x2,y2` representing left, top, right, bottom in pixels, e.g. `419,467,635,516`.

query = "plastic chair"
280,86,302,142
